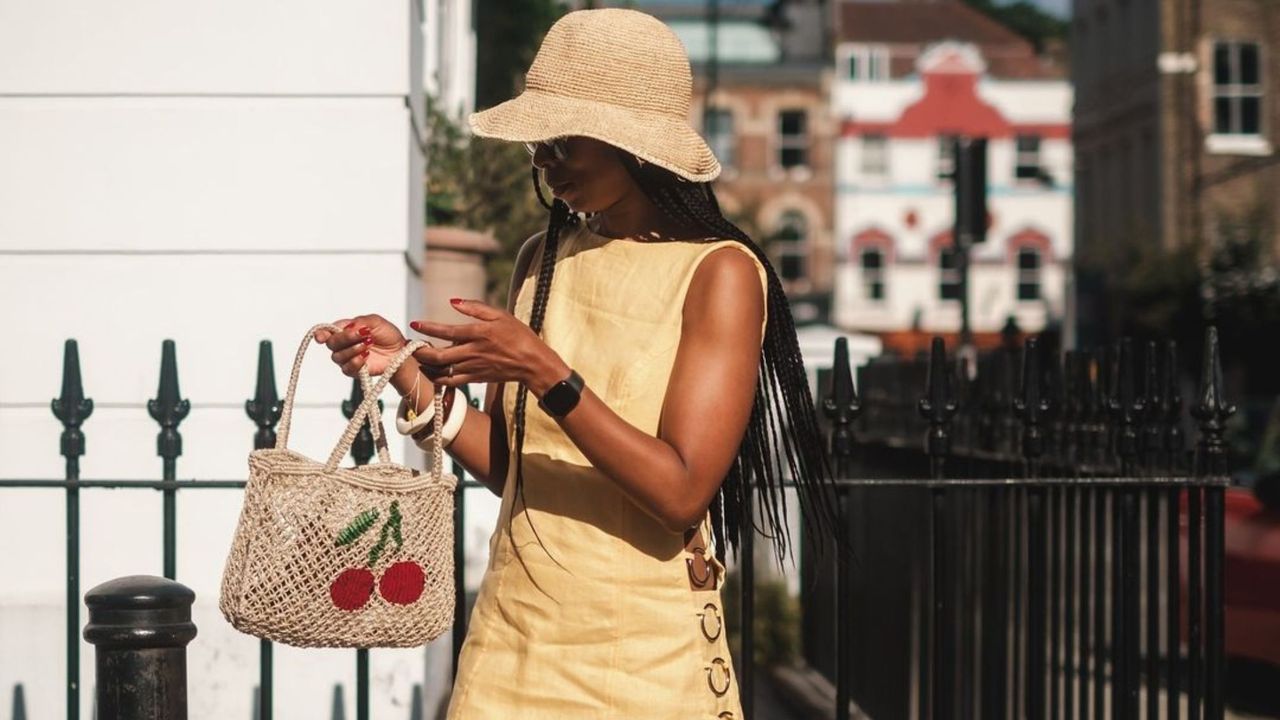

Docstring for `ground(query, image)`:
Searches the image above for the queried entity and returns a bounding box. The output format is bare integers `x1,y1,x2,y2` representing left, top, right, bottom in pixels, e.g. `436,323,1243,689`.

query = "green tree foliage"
474,0,568,111
963,0,1068,52
425,95,549,305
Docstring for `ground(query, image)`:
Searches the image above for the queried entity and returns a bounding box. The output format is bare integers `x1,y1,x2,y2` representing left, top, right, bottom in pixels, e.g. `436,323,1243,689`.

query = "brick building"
831,1,1073,353
584,0,839,323
1073,0,1280,341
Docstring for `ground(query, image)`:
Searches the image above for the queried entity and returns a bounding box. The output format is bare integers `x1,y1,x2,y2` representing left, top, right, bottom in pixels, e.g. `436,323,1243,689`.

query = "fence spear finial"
1014,336,1051,464
919,337,958,466
823,337,862,463
1192,326,1236,476
147,340,190,463
245,341,282,451
52,339,94,465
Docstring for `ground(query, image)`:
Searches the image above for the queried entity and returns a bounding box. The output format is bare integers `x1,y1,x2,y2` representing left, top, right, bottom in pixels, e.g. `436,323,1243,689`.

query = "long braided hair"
508,149,839,566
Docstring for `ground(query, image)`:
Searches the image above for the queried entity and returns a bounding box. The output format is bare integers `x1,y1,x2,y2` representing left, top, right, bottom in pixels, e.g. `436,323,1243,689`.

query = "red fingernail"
449,297,462,305
343,322,355,330
409,321,421,330
361,349,370,357
362,337,373,345
358,327,371,337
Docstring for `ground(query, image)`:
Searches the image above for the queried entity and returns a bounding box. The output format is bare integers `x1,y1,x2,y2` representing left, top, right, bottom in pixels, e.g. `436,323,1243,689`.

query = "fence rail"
3,327,1233,719
805,329,1233,720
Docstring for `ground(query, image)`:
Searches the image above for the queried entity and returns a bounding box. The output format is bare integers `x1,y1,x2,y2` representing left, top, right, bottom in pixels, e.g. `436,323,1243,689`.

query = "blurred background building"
831,0,1073,354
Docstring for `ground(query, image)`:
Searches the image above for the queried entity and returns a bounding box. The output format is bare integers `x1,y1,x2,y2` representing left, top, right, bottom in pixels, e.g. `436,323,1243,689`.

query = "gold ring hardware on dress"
686,546,713,589
706,657,731,696
700,602,723,641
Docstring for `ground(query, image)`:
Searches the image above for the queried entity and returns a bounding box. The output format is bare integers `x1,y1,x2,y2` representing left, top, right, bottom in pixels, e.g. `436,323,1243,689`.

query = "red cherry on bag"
330,568,376,611
379,561,426,605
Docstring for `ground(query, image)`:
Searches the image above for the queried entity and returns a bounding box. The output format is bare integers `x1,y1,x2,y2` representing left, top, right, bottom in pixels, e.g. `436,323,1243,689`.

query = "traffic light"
953,137,988,245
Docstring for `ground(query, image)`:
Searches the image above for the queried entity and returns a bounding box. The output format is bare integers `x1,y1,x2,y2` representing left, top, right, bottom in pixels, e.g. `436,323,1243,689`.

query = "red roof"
839,1,1031,46
837,1,1062,79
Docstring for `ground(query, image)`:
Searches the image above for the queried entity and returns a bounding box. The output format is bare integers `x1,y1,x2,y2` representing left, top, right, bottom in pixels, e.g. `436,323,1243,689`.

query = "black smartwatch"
538,369,585,418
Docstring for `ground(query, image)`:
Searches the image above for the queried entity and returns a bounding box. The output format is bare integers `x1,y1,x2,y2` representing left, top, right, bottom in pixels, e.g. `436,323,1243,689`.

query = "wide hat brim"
469,89,721,183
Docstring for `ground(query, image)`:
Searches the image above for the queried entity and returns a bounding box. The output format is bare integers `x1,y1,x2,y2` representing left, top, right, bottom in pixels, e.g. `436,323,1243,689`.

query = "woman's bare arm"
543,247,765,531
391,233,545,496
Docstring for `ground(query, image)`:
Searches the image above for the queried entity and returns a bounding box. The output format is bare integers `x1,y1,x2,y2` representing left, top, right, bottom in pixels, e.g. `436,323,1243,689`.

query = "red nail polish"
362,337,373,345
358,327,371,337
409,320,420,330
361,349,370,358
449,297,462,305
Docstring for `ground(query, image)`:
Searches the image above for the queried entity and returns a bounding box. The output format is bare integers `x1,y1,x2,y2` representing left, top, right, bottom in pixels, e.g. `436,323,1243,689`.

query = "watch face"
541,381,580,416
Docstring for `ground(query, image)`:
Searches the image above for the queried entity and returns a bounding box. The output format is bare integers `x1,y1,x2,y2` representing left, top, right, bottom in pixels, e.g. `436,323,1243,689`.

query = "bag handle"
322,338,443,476
273,325,445,478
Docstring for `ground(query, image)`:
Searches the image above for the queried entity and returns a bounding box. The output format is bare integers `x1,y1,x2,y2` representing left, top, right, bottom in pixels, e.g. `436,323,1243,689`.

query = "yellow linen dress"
445,220,768,719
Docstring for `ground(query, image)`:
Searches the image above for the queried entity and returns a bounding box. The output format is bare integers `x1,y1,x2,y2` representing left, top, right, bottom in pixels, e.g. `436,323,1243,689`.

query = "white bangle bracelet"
438,398,467,447
394,393,435,436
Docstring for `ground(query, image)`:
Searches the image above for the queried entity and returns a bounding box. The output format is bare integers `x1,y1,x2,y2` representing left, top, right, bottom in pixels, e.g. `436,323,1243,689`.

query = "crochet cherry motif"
329,501,425,611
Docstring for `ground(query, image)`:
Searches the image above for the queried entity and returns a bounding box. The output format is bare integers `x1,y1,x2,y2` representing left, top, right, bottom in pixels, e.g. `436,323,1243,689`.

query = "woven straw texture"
468,8,721,182
219,324,457,649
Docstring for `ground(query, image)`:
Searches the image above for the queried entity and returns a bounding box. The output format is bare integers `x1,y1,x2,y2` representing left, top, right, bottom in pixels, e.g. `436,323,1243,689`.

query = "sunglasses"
523,137,570,162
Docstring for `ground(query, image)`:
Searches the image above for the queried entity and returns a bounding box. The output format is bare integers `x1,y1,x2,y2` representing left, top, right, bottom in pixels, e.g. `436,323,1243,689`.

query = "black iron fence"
2,328,1232,719
804,329,1233,719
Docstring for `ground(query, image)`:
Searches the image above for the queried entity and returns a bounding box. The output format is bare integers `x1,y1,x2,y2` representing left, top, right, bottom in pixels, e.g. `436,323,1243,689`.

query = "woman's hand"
408,298,567,395
313,314,407,378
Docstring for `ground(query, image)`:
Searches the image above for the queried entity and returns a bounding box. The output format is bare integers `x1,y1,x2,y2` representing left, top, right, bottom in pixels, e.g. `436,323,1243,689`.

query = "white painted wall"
424,0,477,120
0,1,431,718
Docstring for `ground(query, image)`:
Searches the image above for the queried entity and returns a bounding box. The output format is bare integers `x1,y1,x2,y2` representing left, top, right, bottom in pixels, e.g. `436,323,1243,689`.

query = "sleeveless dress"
445,220,769,720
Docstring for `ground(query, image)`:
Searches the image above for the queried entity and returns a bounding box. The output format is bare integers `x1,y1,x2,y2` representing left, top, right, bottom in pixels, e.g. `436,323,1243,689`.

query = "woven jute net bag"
219,323,457,648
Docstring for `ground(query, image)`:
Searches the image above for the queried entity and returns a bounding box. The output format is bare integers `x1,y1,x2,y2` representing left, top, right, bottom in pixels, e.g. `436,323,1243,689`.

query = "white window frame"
1211,40,1264,138
845,44,890,82
1014,134,1043,182
861,133,889,179
937,134,958,183
938,246,961,301
1016,248,1042,302
777,109,810,171
773,211,809,283
703,106,736,170
860,247,887,301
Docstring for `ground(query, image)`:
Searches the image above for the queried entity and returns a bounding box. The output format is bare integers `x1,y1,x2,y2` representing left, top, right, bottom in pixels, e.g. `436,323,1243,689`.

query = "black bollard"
83,575,196,720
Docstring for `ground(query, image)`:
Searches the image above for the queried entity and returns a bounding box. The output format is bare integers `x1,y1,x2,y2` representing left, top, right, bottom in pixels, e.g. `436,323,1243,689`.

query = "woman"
314,9,837,718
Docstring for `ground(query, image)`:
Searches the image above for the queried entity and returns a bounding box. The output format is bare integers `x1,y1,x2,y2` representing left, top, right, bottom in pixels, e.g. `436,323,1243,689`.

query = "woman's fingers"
410,342,475,367
409,320,484,342
339,351,368,378
332,336,372,367
314,318,356,344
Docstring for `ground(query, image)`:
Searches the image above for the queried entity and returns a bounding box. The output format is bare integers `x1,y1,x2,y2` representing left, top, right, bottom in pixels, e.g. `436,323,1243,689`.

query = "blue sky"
1025,0,1070,18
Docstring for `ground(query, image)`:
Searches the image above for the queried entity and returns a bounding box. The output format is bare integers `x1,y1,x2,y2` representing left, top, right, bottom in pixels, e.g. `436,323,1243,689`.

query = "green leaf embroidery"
335,509,379,547
389,501,404,553
368,519,393,566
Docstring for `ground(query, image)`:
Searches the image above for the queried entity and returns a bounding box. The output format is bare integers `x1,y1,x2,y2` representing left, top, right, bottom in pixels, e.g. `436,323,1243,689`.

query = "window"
773,211,808,282
778,110,809,169
939,247,962,300
847,45,889,81
1016,248,1041,301
937,134,958,181
1213,41,1263,135
860,248,886,300
704,107,735,169
1015,135,1043,181
862,134,888,178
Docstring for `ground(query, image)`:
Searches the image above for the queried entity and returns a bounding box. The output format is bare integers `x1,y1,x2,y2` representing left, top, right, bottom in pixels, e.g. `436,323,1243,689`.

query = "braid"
515,151,840,571
615,151,840,566
508,174,579,576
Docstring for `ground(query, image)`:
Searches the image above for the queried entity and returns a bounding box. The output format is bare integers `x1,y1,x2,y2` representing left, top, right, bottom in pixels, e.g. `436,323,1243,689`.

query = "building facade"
1073,0,1280,342
831,1,1074,352
588,0,839,322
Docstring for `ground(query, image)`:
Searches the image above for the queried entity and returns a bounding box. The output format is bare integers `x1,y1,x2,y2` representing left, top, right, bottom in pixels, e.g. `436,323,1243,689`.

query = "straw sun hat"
468,8,721,183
